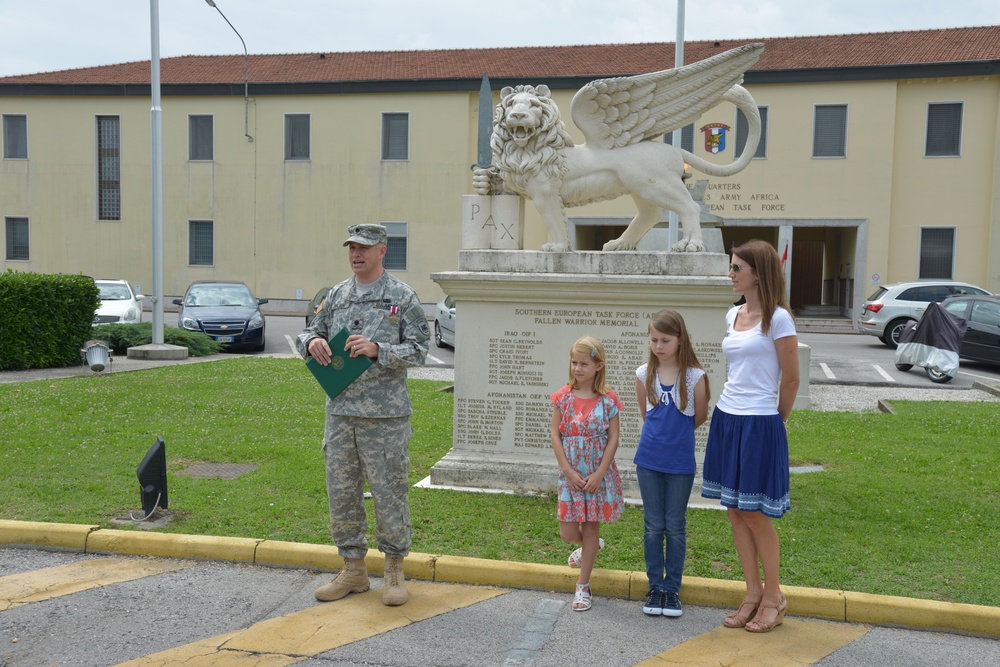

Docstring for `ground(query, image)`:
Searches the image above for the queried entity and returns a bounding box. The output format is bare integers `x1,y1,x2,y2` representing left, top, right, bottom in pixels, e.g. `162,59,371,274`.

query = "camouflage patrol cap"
343,224,388,247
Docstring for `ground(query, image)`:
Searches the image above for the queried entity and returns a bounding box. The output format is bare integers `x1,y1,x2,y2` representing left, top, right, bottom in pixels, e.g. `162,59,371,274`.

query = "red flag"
781,243,789,266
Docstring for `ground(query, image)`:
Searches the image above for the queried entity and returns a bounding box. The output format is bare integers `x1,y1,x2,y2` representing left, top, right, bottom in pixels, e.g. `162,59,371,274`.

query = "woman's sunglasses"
730,263,748,273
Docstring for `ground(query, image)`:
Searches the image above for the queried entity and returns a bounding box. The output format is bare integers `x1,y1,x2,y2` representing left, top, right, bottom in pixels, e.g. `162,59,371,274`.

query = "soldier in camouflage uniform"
297,224,429,606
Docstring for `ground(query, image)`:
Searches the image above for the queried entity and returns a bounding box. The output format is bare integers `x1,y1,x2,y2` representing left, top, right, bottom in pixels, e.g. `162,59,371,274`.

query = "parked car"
305,287,329,327
434,295,456,348
858,281,991,348
173,281,268,352
938,294,1000,368
93,279,144,324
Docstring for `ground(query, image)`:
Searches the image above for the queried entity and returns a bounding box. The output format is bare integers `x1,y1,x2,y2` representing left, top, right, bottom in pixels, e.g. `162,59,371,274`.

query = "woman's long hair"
568,336,609,395
644,310,709,411
731,239,792,335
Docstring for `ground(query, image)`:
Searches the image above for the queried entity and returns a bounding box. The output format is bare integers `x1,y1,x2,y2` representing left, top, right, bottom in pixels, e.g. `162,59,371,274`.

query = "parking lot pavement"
2,526,1000,667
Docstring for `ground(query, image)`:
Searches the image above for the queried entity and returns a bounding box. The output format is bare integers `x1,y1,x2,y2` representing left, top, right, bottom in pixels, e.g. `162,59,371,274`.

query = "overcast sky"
2,0,999,78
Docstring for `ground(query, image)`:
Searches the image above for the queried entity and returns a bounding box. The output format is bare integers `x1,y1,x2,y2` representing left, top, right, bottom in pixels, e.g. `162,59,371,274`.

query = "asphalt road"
3,543,999,667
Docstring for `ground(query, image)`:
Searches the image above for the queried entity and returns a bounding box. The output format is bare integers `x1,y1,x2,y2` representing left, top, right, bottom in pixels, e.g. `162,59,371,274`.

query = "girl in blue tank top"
634,310,709,618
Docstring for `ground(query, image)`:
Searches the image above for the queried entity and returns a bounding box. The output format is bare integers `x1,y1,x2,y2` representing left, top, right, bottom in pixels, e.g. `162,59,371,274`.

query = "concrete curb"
2,519,998,639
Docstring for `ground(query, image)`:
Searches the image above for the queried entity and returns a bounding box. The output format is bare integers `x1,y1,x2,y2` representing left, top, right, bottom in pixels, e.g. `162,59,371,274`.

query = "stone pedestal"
431,250,734,504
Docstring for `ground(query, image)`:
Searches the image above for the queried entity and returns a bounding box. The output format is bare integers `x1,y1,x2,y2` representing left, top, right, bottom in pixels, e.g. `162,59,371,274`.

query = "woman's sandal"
572,582,592,612
745,595,787,633
722,597,761,629
567,538,605,568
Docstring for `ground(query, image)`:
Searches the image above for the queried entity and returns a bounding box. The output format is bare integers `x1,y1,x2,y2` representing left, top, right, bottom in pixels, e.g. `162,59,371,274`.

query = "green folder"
305,327,373,400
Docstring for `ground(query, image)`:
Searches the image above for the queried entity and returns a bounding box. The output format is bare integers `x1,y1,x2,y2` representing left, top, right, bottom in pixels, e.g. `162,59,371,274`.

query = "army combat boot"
382,555,408,606
315,557,370,601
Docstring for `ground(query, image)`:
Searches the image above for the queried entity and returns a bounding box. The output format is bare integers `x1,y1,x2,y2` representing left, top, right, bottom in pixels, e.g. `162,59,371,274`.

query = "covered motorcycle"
894,301,968,383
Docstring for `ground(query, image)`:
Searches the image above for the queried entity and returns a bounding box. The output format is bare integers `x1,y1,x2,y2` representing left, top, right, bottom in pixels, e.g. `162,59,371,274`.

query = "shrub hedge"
92,322,222,356
0,270,100,371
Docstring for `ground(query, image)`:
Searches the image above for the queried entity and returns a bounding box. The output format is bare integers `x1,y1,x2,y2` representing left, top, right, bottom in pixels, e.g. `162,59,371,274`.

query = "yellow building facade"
2,28,999,324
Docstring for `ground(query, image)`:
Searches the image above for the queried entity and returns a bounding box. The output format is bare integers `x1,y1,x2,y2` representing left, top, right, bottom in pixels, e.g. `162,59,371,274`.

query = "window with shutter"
736,106,768,159
925,102,962,157
918,227,955,280
381,222,408,270
189,220,214,266
284,114,310,160
189,115,214,161
4,217,29,261
812,105,847,158
382,113,409,160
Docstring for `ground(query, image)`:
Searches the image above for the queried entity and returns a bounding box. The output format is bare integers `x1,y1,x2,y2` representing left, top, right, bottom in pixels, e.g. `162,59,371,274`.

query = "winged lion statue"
472,43,764,252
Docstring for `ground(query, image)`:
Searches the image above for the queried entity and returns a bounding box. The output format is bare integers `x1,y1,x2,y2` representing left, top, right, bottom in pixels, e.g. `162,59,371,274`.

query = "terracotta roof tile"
2,26,998,86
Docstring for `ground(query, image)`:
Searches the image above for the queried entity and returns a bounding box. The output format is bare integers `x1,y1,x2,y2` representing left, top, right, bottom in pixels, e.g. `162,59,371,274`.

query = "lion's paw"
603,238,637,251
472,168,493,195
541,242,571,252
671,237,706,253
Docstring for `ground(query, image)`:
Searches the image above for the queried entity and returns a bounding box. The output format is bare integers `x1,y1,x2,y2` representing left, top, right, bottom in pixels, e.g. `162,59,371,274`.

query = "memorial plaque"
431,251,734,503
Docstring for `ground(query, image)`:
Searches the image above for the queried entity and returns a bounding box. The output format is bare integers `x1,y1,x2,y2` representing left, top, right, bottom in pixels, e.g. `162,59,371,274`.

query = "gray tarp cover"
894,301,968,377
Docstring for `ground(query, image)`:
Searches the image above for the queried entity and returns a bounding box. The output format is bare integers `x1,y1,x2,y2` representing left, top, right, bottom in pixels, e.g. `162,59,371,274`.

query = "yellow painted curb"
678,578,846,621
0,520,97,551
254,540,340,570
678,575,746,607
399,551,436,581
434,555,629,598
252,541,437,582
786,584,847,621
436,555,573,591
846,591,1000,639
86,529,259,562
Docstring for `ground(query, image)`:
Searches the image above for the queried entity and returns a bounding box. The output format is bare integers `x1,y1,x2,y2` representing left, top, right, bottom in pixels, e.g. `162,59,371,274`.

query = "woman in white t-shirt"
702,239,800,634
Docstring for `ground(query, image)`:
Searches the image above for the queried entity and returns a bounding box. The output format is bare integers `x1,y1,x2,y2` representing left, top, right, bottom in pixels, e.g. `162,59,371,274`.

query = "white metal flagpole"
667,0,686,247
149,0,164,344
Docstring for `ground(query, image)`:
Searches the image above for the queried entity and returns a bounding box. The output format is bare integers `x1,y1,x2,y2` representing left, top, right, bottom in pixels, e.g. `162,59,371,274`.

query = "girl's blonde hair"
568,336,610,395
730,239,793,335
644,310,710,411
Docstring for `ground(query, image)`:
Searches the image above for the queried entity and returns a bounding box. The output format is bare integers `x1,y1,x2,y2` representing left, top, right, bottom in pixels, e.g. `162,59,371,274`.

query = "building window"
812,104,847,158
4,217,29,261
189,220,214,266
925,102,963,157
918,227,955,280
382,222,407,270
2,114,27,159
736,106,768,158
284,114,310,160
97,116,121,220
189,115,214,161
381,113,409,160
663,123,695,152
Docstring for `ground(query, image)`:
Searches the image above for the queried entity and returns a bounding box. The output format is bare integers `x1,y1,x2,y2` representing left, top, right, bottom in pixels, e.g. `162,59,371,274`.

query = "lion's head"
491,85,573,193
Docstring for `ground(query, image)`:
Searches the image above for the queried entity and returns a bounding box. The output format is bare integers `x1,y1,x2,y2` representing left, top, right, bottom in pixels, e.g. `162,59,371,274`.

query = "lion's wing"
570,43,764,149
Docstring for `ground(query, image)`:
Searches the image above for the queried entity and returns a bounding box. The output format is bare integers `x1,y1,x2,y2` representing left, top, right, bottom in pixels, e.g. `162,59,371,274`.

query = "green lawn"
1,357,998,607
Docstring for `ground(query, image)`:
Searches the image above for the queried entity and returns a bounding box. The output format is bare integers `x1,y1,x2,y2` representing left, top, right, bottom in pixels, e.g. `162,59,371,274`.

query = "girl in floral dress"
550,336,624,611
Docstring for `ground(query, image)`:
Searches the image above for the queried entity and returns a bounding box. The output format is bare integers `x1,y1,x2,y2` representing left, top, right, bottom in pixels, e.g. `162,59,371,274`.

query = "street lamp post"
204,0,253,142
